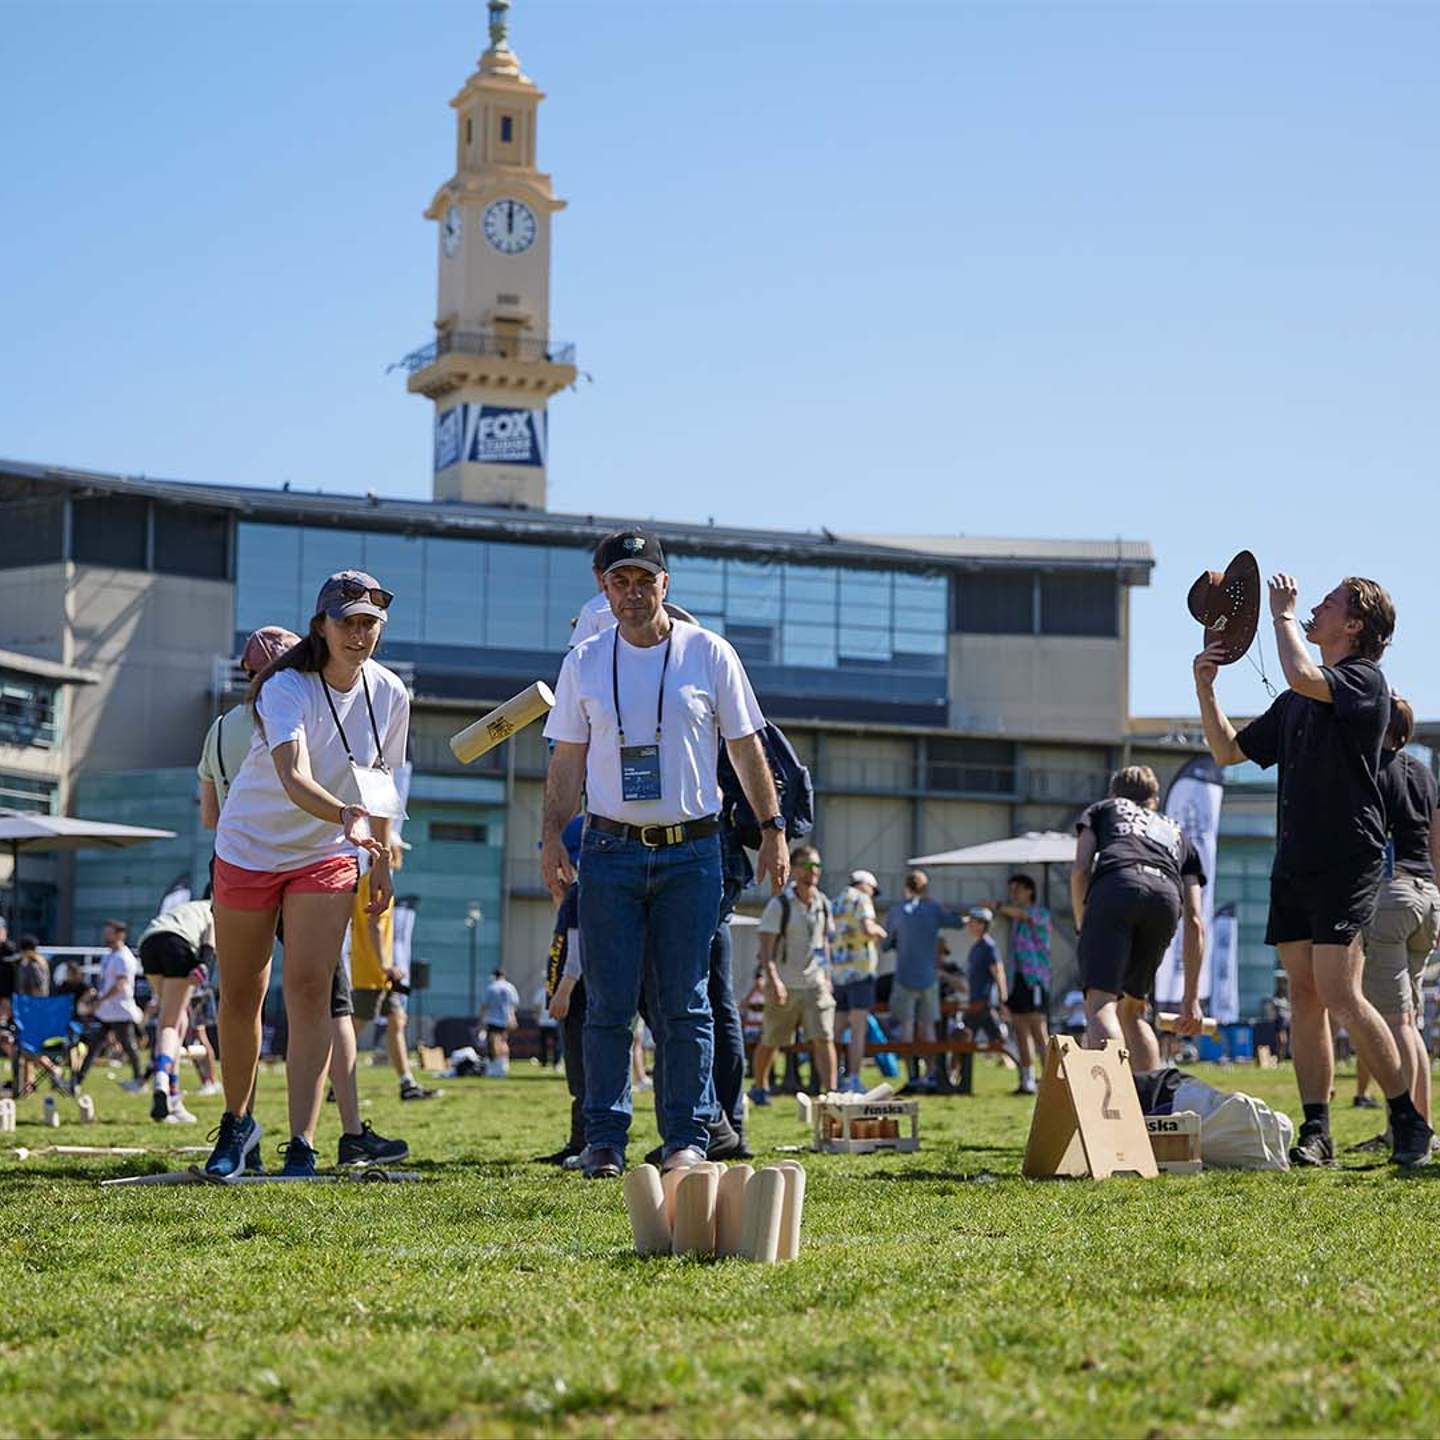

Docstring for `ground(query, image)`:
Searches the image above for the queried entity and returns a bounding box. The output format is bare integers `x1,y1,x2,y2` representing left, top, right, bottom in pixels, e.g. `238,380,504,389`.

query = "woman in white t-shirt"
203,569,410,1182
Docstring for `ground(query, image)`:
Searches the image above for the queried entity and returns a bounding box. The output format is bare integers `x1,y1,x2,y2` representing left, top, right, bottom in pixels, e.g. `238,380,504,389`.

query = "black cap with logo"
596,531,667,577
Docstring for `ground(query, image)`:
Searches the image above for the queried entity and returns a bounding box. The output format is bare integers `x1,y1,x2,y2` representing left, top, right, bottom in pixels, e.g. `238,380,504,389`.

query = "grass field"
4,1053,1440,1439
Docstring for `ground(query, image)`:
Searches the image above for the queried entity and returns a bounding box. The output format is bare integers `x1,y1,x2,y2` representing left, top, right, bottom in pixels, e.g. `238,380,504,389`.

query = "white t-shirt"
96,945,143,1024
139,899,213,952
196,705,256,808
544,620,765,826
568,590,614,650
484,977,519,1027
215,661,410,873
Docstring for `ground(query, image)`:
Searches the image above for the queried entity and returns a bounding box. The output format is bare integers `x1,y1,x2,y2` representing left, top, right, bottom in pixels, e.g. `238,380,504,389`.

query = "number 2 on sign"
1091,1065,1122,1120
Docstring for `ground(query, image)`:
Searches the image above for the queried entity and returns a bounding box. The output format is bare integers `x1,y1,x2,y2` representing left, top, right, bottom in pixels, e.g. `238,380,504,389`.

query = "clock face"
442,205,461,257
482,198,537,255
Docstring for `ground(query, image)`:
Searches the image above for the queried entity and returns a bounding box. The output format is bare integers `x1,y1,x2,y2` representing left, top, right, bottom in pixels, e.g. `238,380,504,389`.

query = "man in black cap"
1194,571,1429,1168
542,531,789,1179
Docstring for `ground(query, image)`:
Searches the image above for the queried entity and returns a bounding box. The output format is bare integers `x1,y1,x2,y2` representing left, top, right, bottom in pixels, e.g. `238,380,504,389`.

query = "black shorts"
963,1006,1004,1043
139,932,199,982
1078,869,1181,1000
1265,860,1383,947
1007,979,1049,1016
331,964,353,1019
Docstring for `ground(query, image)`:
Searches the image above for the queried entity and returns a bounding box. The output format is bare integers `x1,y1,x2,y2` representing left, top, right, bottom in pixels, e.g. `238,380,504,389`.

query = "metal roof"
0,647,100,685
1,458,1153,578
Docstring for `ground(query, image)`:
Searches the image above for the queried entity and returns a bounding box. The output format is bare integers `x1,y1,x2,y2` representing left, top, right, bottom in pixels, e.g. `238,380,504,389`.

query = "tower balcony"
398,330,577,402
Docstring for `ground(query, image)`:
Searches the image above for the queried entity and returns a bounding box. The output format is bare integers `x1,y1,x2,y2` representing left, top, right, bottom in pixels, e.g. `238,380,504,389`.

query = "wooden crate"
1145,1111,1202,1174
813,1099,920,1154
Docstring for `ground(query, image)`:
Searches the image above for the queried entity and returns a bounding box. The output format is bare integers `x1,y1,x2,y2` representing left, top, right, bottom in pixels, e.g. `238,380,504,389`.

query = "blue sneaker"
747,1084,771,1108
279,1136,320,1178
841,1074,866,1095
203,1112,261,1181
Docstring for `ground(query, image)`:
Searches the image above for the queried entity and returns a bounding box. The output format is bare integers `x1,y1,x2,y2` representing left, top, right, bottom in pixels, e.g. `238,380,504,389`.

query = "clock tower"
403,0,575,509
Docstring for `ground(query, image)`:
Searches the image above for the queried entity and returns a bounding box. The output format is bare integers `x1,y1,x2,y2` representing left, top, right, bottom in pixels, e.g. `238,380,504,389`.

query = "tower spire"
480,0,522,78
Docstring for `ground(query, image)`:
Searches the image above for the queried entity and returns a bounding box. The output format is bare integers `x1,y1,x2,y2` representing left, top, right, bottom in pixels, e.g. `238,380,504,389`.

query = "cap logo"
625,536,645,552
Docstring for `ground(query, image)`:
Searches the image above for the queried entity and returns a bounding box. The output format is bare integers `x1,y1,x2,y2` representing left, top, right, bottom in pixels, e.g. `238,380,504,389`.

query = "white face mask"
345,761,405,820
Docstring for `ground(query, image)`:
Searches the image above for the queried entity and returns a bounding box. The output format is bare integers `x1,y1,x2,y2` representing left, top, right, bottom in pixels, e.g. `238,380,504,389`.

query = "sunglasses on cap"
335,579,394,610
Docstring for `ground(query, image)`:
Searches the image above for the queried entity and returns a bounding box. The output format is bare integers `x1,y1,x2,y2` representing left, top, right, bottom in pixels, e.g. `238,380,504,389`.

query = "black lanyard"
321,668,387,770
611,628,672,747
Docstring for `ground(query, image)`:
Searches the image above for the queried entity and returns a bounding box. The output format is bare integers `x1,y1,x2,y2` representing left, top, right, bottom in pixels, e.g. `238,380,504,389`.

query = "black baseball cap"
315,570,394,621
596,531,667,577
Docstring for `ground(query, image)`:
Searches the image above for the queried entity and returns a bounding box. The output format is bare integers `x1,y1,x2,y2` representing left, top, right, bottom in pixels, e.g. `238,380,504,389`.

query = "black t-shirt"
0,940,15,1000
1236,655,1390,874
1077,797,1203,898
1377,748,1437,882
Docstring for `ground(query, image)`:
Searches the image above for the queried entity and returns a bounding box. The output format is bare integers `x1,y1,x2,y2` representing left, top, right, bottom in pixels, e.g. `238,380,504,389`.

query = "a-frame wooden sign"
1022,1036,1158,1180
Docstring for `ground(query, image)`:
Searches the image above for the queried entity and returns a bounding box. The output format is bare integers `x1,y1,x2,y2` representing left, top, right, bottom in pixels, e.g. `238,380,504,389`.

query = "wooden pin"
672,1167,719,1257
740,1166,786,1263
776,1162,806,1261
622,1165,671,1256
715,1164,753,1258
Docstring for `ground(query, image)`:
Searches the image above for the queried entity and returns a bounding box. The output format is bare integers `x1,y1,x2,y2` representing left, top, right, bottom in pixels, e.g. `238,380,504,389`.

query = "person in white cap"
831,869,886,1093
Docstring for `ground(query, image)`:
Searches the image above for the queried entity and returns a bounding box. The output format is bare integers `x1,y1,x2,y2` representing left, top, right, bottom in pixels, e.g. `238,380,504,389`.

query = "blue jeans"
578,826,722,1156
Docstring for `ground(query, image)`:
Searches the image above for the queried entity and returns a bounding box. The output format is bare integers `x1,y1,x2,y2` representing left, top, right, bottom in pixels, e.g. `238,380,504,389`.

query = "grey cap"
315,570,393,621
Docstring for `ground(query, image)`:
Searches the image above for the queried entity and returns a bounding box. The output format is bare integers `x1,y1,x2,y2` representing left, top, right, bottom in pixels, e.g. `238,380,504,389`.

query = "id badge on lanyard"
614,630,671,804
324,669,406,821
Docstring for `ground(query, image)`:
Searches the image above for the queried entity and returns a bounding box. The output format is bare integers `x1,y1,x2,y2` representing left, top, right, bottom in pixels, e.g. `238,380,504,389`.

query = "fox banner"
1153,754,1225,1009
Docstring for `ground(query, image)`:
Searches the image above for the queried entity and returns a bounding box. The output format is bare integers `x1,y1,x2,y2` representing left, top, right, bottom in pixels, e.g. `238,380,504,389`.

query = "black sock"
1387,1091,1421,1124
1302,1102,1330,1132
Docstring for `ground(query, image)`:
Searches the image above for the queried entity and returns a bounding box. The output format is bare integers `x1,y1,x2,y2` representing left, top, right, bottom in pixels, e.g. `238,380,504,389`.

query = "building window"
0,677,59,749
500,114,514,143
466,115,473,145
0,496,64,570
1040,572,1118,637
153,506,229,581
0,771,58,814
430,821,489,844
954,571,1034,635
72,496,148,569
925,737,1017,795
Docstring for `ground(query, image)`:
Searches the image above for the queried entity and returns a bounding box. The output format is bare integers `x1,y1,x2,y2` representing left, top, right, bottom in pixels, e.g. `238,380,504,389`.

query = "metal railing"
397,331,577,375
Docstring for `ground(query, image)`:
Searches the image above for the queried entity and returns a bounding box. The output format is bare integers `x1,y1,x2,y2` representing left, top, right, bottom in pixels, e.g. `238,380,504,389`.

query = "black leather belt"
586,814,720,848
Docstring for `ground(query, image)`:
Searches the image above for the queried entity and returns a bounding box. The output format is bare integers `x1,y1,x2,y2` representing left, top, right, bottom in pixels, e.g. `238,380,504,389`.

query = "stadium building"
0,3,1289,1020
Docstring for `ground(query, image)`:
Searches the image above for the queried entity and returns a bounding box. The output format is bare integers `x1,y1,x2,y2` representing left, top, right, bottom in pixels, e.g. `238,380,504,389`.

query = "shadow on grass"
862,1168,1008,1184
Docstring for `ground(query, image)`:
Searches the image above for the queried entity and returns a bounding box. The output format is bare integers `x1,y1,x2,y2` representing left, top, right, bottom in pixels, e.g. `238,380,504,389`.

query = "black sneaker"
706,1116,744,1161
1289,1125,1335,1168
279,1136,320,1178
150,1084,170,1123
1391,1112,1433,1168
400,1079,437,1101
338,1121,409,1167
1353,1095,1381,1110
533,1145,583,1166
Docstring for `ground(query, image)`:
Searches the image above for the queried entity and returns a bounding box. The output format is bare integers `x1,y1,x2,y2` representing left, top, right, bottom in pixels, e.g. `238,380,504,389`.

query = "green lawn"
4,1054,1440,1438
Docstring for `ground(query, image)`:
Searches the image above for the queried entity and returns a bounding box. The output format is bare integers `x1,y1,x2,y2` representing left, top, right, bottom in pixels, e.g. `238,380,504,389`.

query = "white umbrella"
0,811,177,928
907,831,1076,867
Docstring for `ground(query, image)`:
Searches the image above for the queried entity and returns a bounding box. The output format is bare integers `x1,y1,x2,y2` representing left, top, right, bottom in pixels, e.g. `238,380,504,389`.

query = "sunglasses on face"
336,580,394,609
796,861,823,872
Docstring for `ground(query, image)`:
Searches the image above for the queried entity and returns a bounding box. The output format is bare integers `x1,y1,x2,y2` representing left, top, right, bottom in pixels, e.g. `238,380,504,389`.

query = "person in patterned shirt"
995,874,1051,1095
831,869,887,1093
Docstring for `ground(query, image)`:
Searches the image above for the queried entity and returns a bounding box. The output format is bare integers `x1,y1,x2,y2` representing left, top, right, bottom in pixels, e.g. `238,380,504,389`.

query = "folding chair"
8,993,84,1102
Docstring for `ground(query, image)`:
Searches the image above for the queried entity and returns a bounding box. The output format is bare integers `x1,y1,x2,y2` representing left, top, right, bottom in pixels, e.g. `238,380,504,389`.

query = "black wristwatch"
760,815,786,834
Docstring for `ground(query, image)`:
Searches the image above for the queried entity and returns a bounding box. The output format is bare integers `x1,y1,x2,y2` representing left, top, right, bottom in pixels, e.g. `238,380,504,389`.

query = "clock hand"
507,201,514,234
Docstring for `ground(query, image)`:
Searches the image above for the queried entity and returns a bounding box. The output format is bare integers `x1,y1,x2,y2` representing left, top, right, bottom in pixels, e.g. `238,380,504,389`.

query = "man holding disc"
1193,569,1430,1167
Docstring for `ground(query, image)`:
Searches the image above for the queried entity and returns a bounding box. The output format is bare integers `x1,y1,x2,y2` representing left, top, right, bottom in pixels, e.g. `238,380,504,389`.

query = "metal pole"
468,923,477,1017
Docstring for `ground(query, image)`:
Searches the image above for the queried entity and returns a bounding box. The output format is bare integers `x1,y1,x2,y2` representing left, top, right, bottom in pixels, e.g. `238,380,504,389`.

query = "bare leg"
1084,989,1123,1047
1117,996,1162,1072
1313,939,1404,1098
1354,1054,1372,1101
279,891,352,1145
1279,942,1333,1106
214,904,279,1116
750,1042,776,1092
847,1008,869,1082
1414,1011,1432,1123
330,1014,362,1136
1014,1015,1035,1072
155,977,195,1095
815,1039,838,1092
386,1006,409,1080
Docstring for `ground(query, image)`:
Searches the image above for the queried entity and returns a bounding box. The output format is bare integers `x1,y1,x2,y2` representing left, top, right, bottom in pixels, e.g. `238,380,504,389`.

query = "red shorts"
213,854,359,911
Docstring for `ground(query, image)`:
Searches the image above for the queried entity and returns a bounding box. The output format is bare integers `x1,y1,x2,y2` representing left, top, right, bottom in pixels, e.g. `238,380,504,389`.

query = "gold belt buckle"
639,824,664,848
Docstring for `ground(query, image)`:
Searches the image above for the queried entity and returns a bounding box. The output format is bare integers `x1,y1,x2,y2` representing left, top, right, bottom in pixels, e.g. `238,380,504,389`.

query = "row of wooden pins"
623,1161,805,1261
823,1117,900,1140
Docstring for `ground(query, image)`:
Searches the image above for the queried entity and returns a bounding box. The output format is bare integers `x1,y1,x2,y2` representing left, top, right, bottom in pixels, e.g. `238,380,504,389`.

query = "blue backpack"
717,721,815,850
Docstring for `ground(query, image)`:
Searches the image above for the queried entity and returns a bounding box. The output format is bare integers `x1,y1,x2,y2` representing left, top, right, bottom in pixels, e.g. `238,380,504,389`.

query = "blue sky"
2,1,1437,720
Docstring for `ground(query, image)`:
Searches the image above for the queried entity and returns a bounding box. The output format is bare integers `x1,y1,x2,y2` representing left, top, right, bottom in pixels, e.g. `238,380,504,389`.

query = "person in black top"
1194,570,1431,1168
1072,766,1207,1072
1361,697,1440,1130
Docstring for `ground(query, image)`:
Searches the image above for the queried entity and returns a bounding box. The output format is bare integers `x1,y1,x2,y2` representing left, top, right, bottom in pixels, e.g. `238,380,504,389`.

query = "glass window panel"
300,528,367,604
361,533,426,644
235,523,303,634
547,545,600,649
725,561,780,623
838,626,892,661
782,622,837,669
423,537,484,646
783,565,839,600
894,627,947,657
955,571,1034,635
0,497,63,570
668,555,725,613
1040,572,1117,637
153,506,228,580
726,622,774,665
73,496,147,569
839,569,892,633
485,542,548,649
